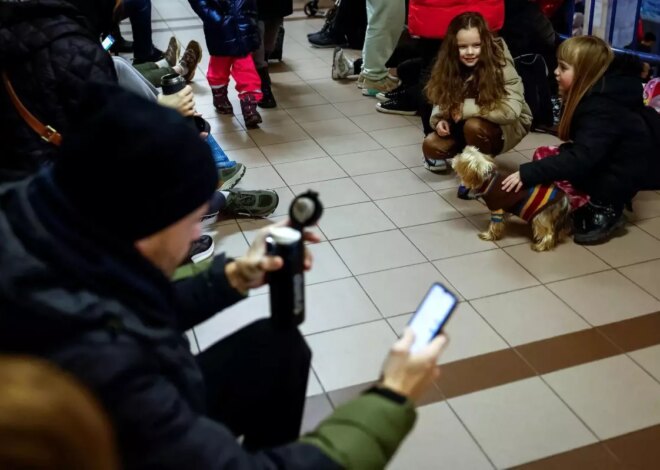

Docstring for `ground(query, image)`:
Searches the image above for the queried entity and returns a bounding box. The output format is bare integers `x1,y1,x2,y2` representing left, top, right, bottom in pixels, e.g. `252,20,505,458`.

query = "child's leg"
533,146,590,210
208,55,233,114
230,55,263,101
462,118,504,155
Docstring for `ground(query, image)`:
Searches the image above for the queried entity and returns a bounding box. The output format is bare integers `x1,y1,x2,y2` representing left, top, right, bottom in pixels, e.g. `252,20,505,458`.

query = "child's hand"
502,172,523,193
436,120,451,137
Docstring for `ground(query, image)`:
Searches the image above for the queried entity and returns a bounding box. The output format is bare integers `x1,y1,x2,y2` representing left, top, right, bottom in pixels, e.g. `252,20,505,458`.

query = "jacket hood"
0,173,176,353
0,0,116,61
588,61,645,109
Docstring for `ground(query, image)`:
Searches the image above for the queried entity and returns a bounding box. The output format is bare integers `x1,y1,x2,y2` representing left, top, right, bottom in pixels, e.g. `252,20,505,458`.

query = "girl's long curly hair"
425,12,507,118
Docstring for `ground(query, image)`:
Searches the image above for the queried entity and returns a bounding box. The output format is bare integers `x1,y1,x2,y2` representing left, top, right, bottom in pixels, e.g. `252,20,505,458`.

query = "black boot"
257,68,277,109
572,200,626,245
109,25,133,53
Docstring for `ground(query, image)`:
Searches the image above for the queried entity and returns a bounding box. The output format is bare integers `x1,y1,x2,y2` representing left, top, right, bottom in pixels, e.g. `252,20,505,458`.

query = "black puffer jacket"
0,0,117,182
257,0,293,20
520,68,658,204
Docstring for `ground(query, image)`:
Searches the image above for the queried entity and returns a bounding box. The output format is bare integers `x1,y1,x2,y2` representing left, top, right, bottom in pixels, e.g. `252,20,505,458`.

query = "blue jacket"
188,0,260,57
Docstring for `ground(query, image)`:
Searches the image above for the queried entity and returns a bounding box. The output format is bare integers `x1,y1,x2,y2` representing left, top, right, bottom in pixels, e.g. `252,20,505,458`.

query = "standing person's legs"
255,19,283,108
122,0,159,62
231,55,263,127
208,56,234,114
362,0,405,81
196,319,311,451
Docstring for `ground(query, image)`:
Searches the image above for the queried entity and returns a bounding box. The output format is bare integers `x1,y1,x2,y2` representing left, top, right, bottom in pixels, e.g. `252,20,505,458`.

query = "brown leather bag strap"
2,71,62,146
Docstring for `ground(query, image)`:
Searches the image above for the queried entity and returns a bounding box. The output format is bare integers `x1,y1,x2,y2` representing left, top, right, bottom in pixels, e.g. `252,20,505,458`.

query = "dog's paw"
478,231,495,241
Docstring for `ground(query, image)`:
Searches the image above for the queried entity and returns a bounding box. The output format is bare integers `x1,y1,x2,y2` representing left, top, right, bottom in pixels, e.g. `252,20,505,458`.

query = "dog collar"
472,171,499,199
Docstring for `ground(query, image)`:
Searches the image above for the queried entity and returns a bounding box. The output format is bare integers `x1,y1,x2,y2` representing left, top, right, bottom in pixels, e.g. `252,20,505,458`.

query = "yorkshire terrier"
451,146,571,252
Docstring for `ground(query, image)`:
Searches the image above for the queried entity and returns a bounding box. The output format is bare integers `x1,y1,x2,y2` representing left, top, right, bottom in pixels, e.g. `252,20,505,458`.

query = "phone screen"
408,283,457,353
101,34,115,51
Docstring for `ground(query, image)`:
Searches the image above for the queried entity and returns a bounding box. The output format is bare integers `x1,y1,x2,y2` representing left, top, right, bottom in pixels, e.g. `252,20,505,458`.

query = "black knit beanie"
53,83,218,242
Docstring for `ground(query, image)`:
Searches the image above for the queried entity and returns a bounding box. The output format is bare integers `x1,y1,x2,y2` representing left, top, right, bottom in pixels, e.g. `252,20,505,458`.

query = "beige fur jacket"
429,38,533,153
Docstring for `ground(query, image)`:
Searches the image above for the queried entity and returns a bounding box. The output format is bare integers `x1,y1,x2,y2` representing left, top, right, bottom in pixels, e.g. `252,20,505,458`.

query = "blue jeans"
206,134,235,169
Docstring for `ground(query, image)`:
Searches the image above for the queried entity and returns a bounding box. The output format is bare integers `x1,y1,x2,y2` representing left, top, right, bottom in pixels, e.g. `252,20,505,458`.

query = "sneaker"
201,191,226,228
332,47,353,80
239,94,263,129
375,85,408,102
224,189,280,217
180,40,202,83
212,86,233,114
362,76,400,97
376,97,417,116
219,163,246,190
308,30,347,48
357,73,365,89
164,36,180,67
184,235,215,265
424,157,449,173
572,201,626,245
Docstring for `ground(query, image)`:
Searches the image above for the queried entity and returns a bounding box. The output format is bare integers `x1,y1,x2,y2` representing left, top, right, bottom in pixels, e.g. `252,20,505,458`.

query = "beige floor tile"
300,117,363,139
450,378,597,469
404,218,497,260
274,157,347,185
353,169,431,199
333,149,405,176
619,258,660,299
317,202,395,239
388,402,493,470
369,126,423,147
630,191,660,220
351,113,412,132
629,344,660,382
514,132,563,151
223,148,270,168
204,115,244,134
585,225,660,267
307,320,397,391
471,286,590,346
375,192,462,228
410,166,460,191
437,188,490,216
316,132,382,156
306,370,324,397
547,270,660,326
635,216,660,239
505,241,609,283
234,165,286,189
305,241,352,285
259,139,327,164
434,250,539,300
387,302,508,365
210,221,249,259
211,130,255,151
544,355,660,439
357,263,459,318
388,143,424,168
332,230,426,275
290,178,369,208
194,294,270,351
286,104,344,123
247,122,309,146
255,109,297,129
301,278,382,335
278,91,328,108
332,99,380,117
466,214,533,248
269,187,297,217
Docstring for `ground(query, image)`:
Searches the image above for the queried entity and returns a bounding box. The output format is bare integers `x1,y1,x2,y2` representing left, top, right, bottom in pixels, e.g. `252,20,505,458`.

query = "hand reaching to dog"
436,120,451,137
502,171,523,193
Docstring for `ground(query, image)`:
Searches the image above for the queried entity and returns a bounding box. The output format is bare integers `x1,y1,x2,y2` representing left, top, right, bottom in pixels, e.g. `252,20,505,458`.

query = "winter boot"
240,93,263,128
212,86,233,115
257,68,277,108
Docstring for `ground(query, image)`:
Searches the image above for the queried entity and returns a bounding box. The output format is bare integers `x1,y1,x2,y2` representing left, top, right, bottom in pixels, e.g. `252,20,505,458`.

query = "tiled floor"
146,2,660,468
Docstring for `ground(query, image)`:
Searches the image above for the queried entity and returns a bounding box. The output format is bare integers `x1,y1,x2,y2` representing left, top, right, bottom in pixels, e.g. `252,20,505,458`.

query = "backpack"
514,53,554,129
644,78,660,113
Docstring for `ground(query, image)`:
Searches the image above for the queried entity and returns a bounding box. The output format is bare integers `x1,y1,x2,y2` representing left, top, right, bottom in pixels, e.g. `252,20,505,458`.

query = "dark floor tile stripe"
597,312,660,353
515,328,621,375
436,348,535,399
603,424,660,470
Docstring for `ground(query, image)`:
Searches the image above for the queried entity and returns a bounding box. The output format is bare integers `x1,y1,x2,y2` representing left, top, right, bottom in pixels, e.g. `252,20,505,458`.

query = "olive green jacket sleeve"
300,393,417,470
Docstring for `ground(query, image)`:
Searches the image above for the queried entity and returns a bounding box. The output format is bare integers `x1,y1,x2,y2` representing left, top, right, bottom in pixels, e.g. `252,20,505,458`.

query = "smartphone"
101,34,115,51
407,283,458,353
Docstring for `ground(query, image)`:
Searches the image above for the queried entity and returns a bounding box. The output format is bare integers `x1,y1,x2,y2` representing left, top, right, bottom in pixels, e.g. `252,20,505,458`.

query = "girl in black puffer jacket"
187,0,263,128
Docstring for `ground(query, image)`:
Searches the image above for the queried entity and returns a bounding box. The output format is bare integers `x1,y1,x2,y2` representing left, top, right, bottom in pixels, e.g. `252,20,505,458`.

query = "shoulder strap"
2,71,62,146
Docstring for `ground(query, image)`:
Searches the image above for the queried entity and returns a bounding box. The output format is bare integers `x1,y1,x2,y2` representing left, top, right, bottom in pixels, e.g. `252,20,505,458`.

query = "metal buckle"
41,125,57,143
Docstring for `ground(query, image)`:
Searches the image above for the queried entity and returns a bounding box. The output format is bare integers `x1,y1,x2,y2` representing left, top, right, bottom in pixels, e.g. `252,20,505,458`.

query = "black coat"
257,0,293,20
187,0,261,57
0,0,117,182
0,173,337,469
520,69,659,204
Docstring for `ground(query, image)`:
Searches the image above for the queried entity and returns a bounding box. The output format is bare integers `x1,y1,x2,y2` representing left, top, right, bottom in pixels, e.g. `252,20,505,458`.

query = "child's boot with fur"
212,86,233,114
240,93,262,128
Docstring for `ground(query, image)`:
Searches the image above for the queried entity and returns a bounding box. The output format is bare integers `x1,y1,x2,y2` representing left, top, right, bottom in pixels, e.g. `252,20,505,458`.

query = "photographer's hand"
225,221,319,293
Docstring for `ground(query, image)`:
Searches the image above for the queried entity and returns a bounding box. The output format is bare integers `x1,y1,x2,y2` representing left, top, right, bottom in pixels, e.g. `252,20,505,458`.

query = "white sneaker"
331,47,353,80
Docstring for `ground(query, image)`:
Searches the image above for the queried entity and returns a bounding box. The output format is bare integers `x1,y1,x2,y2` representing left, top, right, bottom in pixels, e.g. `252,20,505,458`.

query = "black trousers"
196,319,311,451
333,0,367,49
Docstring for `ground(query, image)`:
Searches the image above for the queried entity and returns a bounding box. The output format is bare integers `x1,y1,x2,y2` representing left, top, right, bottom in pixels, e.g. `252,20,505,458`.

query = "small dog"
451,146,571,251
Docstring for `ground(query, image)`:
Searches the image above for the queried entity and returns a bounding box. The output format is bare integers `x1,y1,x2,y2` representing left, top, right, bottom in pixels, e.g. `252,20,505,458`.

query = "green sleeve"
300,393,417,470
